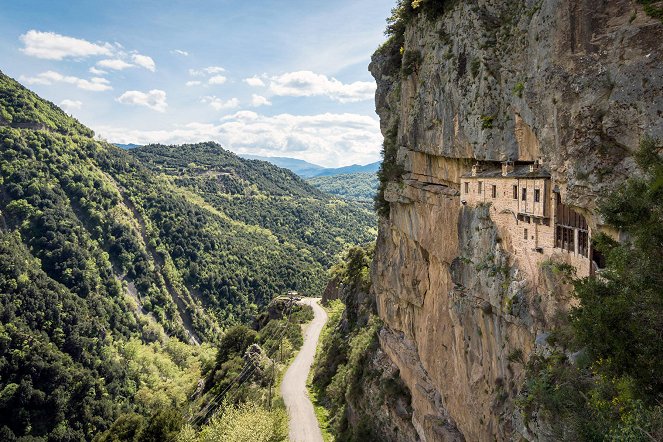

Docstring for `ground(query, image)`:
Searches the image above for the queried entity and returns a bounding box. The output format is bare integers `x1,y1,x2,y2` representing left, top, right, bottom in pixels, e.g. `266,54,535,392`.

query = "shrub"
401,49,422,76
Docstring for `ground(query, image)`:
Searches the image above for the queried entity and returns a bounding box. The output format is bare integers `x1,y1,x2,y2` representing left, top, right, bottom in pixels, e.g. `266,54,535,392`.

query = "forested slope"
306,172,378,203
0,70,376,440
131,143,376,271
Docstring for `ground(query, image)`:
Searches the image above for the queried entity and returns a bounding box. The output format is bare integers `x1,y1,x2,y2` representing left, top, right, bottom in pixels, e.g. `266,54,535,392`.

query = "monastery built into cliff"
461,161,603,278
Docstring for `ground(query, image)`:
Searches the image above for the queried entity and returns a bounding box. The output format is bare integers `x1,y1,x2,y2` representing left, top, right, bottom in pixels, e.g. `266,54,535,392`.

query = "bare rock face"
369,1,662,441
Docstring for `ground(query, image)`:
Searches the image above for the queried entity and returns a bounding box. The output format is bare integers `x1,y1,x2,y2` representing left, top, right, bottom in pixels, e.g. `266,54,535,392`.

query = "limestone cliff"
369,1,662,441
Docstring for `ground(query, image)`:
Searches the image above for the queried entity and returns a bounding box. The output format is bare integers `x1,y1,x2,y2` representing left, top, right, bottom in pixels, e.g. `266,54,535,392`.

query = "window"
464,182,469,193
534,189,541,203
491,185,497,198
524,228,528,240
478,181,483,193
513,185,518,199
578,231,589,257
522,187,527,201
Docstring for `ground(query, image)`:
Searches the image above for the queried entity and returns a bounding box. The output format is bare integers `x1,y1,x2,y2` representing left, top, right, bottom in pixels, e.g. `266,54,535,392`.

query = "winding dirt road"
281,298,328,442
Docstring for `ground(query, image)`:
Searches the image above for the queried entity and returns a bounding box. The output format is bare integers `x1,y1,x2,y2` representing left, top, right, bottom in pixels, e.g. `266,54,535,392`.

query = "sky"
0,0,395,167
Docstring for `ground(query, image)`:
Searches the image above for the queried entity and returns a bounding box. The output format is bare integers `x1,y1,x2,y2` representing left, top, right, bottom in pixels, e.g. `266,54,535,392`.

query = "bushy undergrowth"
521,138,663,441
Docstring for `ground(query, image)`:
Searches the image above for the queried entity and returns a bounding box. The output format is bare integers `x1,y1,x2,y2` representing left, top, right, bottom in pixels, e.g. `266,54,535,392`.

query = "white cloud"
201,96,240,111
208,75,227,85
172,49,189,56
189,66,225,77
244,76,265,87
60,99,82,112
95,112,381,167
20,30,112,60
20,71,112,91
251,94,271,107
97,58,133,70
131,54,156,71
89,66,107,75
117,89,167,112
268,70,375,103
186,80,202,87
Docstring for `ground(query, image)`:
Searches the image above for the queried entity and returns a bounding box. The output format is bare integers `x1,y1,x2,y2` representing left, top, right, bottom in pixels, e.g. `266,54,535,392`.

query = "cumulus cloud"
60,99,82,112
172,49,189,56
95,112,382,167
208,75,227,85
20,30,112,60
186,80,202,87
251,94,271,107
268,70,375,103
201,96,240,111
244,76,265,87
117,89,167,112
97,58,133,70
20,71,112,91
189,66,225,77
131,54,156,71
89,66,107,75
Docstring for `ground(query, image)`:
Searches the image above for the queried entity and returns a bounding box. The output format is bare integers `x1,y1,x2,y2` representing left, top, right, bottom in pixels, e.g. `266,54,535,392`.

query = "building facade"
460,161,594,279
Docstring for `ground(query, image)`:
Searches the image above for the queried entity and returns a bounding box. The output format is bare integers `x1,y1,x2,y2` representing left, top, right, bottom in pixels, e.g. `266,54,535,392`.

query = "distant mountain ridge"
114,143,142,150
240,153,380,178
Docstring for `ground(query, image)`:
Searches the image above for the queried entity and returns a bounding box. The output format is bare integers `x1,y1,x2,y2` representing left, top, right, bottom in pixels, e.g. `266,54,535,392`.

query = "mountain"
239,154,326,177
311,161,380,177
306,172,378,202
239,154,380,178
0,70,376,440
114,143,142,150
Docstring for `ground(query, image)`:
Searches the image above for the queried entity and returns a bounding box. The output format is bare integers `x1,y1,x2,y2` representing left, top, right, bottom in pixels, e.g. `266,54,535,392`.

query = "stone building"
460,161,596,278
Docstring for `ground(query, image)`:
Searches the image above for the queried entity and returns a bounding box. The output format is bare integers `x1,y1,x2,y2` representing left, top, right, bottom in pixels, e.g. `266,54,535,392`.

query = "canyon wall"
369,1,662,440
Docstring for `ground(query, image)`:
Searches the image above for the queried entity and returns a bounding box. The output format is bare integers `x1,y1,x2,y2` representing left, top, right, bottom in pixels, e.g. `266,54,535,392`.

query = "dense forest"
0,71,376,440
306,172,378,203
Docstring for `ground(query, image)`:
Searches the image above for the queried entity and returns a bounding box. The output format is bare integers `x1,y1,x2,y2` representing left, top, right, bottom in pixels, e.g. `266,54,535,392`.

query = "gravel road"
281,298,328,442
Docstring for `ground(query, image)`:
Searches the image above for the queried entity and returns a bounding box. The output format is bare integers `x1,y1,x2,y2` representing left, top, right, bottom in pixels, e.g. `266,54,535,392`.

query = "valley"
0,70,376,440
1,0,662,441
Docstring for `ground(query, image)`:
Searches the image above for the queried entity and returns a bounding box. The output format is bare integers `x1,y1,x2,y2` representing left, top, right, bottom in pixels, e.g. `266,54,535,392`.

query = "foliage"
375,121,403,217
329,244,374,294
638,0,663,23
480,115,495,129
129,143,377,309
513,82,524,98
178,402,287,442
306,172,378,203
0,71,93,137
0,71,367,440
401,49,422,76
521,137,663,441
310,245,407,441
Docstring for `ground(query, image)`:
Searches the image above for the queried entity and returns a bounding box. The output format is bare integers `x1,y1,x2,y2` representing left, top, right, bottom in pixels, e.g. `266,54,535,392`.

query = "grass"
307,380,335,442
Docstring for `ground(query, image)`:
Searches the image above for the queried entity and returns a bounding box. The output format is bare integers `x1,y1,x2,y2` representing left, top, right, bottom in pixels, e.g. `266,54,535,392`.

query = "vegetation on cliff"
521,138,663,441
310,244,413,441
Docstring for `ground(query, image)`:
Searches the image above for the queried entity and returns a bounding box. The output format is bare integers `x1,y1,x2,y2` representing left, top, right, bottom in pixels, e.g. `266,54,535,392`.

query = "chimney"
471,162,482,177
501,161,514,176
529,159,541,173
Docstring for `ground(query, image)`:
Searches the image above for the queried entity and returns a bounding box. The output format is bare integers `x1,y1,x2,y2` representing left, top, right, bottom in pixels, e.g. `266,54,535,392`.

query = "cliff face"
369,1,662,441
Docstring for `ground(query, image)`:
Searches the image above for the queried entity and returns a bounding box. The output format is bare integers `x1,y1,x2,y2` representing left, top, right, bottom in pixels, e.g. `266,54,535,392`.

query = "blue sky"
0,0,395,167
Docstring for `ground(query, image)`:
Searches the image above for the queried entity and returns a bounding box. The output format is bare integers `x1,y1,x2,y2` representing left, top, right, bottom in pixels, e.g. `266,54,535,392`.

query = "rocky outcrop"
369,1,662,441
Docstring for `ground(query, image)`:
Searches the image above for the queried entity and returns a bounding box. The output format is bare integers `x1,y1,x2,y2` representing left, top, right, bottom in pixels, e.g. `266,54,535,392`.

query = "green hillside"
306,171,379,203
0,71,376,440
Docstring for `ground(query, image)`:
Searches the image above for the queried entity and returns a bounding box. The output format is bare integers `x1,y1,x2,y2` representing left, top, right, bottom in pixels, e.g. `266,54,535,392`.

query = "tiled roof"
461,165,551,179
